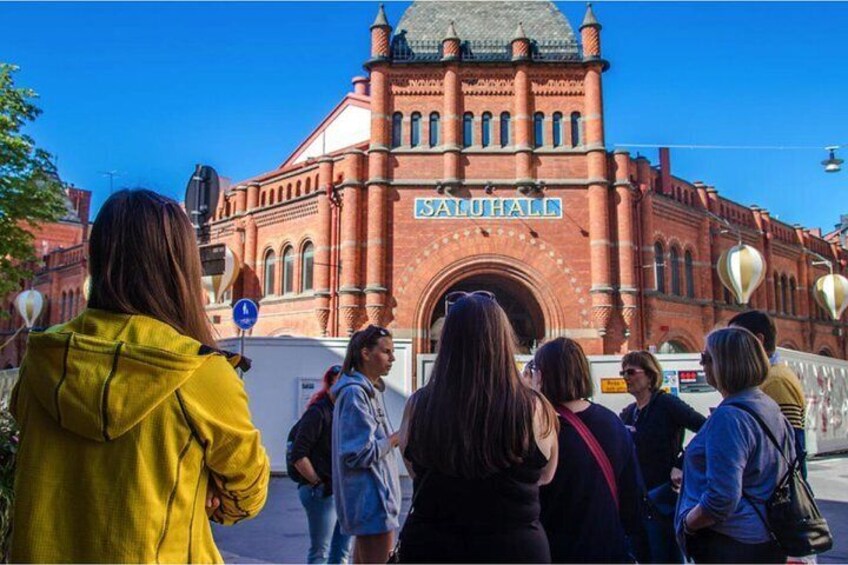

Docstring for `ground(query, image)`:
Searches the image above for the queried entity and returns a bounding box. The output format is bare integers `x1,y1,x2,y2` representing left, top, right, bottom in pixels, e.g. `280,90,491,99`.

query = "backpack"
728,403,833,557
285,419,307,484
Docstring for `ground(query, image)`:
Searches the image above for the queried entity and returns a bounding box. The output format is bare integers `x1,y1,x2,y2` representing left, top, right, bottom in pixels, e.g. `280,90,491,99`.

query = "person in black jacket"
291,365,352,564
619,351,706,564
538,338,649,563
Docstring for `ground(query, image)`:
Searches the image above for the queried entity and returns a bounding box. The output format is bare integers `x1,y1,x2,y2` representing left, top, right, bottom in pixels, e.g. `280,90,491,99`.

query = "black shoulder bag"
387,470,430,564
728,403,832,557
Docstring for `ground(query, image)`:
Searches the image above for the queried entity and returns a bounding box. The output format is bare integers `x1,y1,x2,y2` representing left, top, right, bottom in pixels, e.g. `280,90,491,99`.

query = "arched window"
263,250,276,297
462,113,473,148
391,112,402,148
534,112,544,148
301,242,315,292
305,177,312,194
282,246,295,295
774,277,781,314
654,242,666,293
500,112,511,147
552,112,563,147
670,246,682,296
780,274,789,315
429,112,440,147
685,250,695,298
60,291,67,322
410,112,421,147
790,278,797,316
570,111,581,147
481,112,492,148
260,192,266,207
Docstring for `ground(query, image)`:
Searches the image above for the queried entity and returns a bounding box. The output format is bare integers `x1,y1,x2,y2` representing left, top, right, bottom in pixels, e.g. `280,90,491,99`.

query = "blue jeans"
298,484,352,564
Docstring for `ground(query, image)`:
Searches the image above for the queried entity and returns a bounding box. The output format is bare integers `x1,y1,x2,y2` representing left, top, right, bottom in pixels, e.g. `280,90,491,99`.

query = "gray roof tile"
396,1,576,46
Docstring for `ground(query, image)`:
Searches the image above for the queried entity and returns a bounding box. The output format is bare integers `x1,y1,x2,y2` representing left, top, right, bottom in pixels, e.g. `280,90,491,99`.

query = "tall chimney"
659,147,671,195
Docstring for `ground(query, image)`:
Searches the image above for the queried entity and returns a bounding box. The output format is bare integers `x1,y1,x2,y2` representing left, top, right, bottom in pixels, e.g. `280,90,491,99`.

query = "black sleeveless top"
399,446,550,563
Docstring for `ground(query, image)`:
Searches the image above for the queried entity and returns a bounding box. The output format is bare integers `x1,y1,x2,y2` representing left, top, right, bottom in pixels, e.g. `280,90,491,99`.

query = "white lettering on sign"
414,198,563,220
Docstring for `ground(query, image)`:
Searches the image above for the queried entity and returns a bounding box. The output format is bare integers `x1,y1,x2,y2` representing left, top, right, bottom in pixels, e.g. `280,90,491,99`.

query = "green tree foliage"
0,63,66,300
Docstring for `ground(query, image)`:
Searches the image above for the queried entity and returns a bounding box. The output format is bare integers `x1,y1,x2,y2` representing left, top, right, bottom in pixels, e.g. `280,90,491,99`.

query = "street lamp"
822,146,843,173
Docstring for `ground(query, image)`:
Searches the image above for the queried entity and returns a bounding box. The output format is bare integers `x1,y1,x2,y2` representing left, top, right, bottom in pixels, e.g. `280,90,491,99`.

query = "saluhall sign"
414,197,563,220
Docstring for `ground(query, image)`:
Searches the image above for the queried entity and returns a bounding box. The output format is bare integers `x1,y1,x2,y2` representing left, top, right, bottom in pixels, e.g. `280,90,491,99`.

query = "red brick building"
1,182,91,367
202,1,848,363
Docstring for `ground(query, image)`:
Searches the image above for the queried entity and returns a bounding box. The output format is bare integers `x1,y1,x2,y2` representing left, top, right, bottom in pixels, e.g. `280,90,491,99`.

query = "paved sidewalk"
214,454,848,564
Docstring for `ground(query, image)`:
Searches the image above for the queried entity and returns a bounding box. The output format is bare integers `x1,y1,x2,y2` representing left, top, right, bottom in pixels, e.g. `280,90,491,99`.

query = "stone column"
365,65,389,326
313,157,334,335
614,150,637,339
340,150,366,334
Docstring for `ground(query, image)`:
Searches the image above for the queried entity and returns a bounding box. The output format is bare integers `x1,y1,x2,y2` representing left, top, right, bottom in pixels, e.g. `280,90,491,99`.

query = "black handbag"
728,403,833,557
387,470,430,564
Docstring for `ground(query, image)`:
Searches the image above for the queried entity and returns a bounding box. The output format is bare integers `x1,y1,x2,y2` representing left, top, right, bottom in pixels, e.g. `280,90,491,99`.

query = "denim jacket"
675,388,793,545
331,371,401,536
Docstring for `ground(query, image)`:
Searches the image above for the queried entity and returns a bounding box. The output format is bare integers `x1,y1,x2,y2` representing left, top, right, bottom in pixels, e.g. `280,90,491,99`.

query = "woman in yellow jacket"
10,189,270,563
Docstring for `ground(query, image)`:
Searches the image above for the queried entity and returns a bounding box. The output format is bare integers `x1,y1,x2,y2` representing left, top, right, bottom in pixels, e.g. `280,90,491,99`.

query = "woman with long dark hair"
397,292,558,563
331,325,401,564
10,189,270,562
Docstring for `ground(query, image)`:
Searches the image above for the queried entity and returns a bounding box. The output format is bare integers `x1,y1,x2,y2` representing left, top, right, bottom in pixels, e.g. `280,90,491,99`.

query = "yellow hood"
23,309,208,442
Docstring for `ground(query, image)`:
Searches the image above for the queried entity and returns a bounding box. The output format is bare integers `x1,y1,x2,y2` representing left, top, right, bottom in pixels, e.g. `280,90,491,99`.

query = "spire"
512,21,527,42
371,3,390,29
580,3,601,30
444,20,459,41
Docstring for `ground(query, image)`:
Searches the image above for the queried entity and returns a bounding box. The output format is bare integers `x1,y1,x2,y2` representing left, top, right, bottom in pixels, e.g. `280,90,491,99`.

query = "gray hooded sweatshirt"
331,371,401,536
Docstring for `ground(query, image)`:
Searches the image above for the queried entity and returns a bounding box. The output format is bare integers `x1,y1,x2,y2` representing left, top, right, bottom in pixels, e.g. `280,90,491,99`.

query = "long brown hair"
87,189,215,347
407,294,556,478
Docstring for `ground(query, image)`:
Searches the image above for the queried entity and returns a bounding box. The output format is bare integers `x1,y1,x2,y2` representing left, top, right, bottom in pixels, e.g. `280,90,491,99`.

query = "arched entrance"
429,274,545,353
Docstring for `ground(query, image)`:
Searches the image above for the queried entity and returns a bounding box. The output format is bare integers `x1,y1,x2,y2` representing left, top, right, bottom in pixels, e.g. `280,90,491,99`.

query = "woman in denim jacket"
331,325,401,564
676,326,793,563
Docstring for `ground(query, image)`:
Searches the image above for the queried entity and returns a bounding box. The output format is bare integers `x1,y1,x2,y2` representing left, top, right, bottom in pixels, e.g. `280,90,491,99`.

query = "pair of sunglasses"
445,290,497,315
619,368,645,377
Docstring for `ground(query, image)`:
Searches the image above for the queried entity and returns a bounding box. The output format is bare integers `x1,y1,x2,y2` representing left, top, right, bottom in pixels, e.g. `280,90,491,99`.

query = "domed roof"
392,1,578,61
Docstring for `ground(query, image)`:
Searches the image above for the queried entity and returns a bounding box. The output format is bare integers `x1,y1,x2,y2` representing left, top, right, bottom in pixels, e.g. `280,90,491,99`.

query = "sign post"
232,298,259,377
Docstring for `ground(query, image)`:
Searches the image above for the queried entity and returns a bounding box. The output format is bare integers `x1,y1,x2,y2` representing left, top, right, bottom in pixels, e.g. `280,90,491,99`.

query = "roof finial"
444,20,459,41
371,3,390,29
581,2,600,29
512,21,527,41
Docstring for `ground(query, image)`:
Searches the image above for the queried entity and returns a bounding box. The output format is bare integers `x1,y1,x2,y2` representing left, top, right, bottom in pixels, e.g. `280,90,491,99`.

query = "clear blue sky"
2,2,846,232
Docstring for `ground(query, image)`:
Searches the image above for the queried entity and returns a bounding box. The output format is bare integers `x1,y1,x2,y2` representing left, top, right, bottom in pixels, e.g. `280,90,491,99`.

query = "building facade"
3,2,846,370
201,1,848,367
1,184,91,367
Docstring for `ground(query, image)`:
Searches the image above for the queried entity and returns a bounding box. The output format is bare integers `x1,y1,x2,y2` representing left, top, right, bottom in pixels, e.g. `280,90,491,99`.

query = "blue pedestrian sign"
232,299,259,331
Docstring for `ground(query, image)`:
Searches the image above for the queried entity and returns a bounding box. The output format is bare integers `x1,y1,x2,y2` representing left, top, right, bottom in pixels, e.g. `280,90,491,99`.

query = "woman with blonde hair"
10,189,270,563
619,350,705,562
398,292,558,563
676,326,792,563
537,338,648,563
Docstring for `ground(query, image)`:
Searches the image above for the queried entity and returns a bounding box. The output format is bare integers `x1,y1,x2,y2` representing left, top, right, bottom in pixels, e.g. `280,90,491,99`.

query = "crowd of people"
8,189,818,564
297,297,813,564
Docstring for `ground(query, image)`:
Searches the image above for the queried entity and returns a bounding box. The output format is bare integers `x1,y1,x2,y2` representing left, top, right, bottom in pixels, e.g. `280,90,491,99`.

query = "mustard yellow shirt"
761,363,806,430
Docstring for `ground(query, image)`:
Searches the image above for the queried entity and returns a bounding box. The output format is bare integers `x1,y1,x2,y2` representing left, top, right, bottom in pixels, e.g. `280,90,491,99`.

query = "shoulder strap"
556,405,619,509
725,402,794,467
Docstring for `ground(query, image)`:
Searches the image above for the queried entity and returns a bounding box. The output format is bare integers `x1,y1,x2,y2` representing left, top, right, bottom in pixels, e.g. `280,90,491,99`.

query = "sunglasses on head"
445,290,497,314
330,365,342,375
